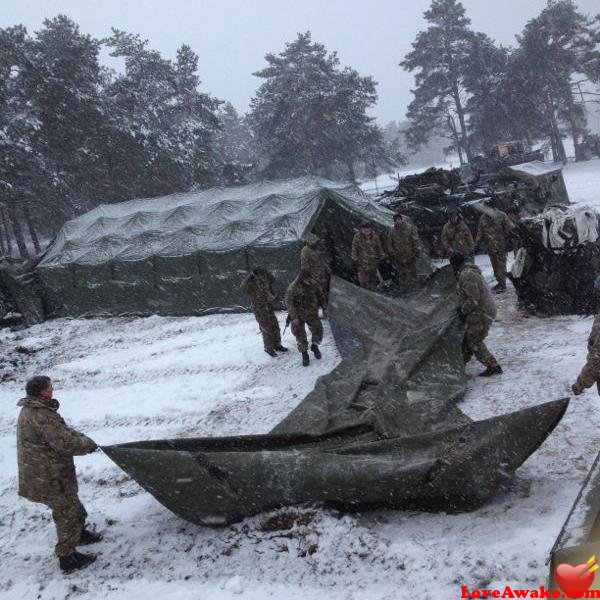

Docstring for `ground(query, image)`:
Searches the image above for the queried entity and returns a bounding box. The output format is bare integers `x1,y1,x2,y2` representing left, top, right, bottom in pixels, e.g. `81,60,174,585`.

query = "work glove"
572,383,583,396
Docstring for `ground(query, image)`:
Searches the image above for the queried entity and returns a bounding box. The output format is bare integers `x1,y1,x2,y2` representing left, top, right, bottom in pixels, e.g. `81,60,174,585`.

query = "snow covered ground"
0,159,599,600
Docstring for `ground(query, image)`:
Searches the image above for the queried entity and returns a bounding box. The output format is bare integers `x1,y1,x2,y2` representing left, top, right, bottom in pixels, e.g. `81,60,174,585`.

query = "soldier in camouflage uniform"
441,210,474,258
450,253,502,377
240,267,287,357
300,233,332,306
387,213,421,288
475,203,514,292
351,223,384,290
17,376,101,573
572,314,600,396
285,270,326,366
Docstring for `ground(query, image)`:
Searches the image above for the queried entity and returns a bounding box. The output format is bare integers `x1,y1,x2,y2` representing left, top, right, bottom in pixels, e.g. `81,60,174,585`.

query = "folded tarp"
103,268,568,524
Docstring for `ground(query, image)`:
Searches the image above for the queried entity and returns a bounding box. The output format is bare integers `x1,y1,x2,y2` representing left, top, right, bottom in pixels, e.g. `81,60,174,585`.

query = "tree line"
1,1,599,258
403,0,600,165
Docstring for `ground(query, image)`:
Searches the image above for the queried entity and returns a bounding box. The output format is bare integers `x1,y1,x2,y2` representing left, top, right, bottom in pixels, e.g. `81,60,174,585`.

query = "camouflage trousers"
291,317,323,353
357,268,379,291
462,318,498,368
253,307,281,352
394,261,418,288
42,493,87,557
488,250,507,287
575,351,600,392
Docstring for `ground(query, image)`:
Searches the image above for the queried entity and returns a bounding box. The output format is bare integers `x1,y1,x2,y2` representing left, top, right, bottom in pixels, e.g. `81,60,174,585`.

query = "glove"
572,383,583,396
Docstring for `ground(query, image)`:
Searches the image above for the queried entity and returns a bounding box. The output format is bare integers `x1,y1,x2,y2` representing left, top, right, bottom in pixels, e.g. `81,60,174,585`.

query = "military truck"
470,141,545,174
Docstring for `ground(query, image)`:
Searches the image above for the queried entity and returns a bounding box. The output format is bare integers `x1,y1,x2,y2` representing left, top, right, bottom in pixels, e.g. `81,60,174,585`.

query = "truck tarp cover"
102,268,568,525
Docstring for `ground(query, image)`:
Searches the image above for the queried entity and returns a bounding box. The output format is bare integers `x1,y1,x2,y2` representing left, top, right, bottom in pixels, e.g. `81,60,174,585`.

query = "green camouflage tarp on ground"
103,268,568,525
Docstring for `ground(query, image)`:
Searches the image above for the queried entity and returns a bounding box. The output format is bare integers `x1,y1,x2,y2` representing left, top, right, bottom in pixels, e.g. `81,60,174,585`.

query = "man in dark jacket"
17,376,101,573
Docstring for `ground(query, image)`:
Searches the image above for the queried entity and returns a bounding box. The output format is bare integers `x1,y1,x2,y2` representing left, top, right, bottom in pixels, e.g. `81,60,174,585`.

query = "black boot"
310,344,322,360
492,283,506,294
302,351,310,367
265,348,277,357
479,365,503,377
274,344,288,352
59,551,96,573
78,528,103,546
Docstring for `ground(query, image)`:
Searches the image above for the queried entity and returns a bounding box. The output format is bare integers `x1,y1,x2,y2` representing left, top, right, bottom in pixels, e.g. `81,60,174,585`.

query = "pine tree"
515,0,600,161
401,0,479,164
249,32,387,181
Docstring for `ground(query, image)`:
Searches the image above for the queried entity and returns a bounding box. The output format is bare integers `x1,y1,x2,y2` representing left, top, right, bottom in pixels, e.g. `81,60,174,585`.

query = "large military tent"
34,178,397,318
103,269,568,525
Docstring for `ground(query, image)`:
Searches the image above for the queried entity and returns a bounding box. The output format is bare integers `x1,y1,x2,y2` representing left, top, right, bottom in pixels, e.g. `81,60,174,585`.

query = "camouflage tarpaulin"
102,268,568,525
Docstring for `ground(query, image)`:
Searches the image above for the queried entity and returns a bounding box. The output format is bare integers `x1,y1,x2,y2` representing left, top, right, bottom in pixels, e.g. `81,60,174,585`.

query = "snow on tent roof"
39,177,380,268
508,161,563,177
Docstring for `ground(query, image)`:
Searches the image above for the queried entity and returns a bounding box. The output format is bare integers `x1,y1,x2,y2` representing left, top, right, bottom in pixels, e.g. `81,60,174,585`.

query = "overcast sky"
3,0,598,125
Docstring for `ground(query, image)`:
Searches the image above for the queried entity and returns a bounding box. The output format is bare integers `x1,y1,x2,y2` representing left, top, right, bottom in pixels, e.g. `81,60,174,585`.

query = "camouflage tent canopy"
36,177,395,318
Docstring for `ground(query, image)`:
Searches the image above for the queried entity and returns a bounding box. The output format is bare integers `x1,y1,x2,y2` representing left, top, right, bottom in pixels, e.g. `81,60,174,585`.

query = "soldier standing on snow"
351,222,384,290
240,267,288,357
450,253,503,377
16,376,101,573
572,311,600,396
387,213,421,288
474,201,514,293
284,270,326,367
300,233,332,307
441,210,474,258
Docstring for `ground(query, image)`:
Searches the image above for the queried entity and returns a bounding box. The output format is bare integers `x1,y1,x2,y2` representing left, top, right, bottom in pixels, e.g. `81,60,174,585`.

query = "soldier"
474,201,514,292
441,209,474,258
572,313,600,396
240,267,287,357
284,269,326,367
351,222,384,290
450,253,503,377
300,233,331,306
387,213,421,288
17,376,101,573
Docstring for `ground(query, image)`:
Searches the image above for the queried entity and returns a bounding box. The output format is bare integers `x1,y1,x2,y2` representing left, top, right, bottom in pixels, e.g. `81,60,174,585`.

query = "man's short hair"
360,222,372,229
26,376,52,398
393,213,403,222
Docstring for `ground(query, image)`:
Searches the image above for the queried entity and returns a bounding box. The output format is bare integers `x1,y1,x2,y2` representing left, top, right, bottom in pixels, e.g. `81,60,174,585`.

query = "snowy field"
0,159,600,599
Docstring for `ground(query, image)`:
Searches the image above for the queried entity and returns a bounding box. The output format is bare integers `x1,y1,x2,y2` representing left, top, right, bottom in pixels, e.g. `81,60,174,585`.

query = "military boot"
492,283,506,294
264,348,277,357
310,344,322,360
78,528,103,546
274,344,288,352
478,365,503,377
59,551,96,573
302,351,310,367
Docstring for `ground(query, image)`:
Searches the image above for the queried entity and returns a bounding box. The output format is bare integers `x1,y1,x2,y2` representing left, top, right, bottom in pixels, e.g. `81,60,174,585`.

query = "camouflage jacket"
441,220,474,256
351,231,384,271
284,275,325,321
387,219,420,265
17,396,96,503
458,263,497,325
475,210,513,254
300,234,331,285
588,314,600,357
240,269,276,311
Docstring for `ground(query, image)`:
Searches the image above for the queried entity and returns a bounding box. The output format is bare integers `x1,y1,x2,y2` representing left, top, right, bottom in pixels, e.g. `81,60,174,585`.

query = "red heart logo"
555,562,596,598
